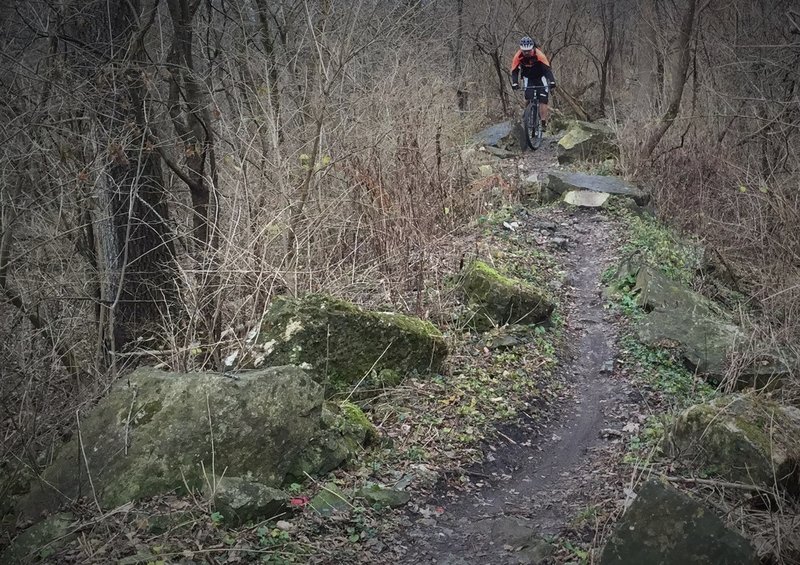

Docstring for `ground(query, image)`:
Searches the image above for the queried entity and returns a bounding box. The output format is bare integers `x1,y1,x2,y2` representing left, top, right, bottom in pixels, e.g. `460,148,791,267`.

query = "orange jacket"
511,48,555,85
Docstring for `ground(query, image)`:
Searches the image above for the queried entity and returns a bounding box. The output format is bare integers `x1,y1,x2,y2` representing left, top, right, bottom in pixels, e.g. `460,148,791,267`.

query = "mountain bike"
522,85,548,150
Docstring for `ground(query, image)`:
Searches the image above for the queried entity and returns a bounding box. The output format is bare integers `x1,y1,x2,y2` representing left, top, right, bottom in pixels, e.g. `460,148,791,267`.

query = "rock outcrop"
544,171,650,206
249,294,448,394
461,261,554,330
620,264,789,388
671,394,800,494
557,121,618,164
601,480,758,565
18,366,370,519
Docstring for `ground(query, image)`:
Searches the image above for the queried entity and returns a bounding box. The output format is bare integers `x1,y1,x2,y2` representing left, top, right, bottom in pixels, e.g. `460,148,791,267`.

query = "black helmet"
520,36,536,51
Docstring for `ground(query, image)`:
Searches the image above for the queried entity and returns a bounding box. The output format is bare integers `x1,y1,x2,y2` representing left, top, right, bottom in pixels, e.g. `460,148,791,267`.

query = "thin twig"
666,475,773,494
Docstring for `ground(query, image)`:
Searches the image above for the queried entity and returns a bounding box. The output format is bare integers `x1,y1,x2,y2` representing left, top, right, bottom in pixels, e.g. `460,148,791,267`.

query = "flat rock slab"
563,190,610,207
601,480,758,565
546,171,649,205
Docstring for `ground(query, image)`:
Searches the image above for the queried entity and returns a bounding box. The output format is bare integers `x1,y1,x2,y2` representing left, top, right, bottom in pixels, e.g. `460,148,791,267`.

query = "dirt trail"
398,143,626,564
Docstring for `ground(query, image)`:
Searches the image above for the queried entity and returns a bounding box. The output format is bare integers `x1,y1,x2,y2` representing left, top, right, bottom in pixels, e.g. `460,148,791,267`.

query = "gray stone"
250,294,448,394
18,367,368,519
557,121,618,164
461,261,554,330
546,171,649,206
206,477,288,526
356,484,411,508
671,395,800,494
563,190,610,207
1,512,75,564
601,480,758,565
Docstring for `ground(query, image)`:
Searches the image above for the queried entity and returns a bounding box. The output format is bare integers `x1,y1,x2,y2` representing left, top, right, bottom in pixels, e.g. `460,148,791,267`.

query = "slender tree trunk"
453,0,467,111
640,0,698,159
65,0,179,354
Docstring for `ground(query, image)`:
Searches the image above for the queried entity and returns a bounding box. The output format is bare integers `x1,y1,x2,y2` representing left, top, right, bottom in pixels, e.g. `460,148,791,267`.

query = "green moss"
462,261,554,330
257,294,448,395
340,401,377,443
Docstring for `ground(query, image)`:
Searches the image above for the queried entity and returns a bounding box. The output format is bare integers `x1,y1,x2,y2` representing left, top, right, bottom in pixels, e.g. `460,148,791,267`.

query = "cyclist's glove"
511,83,519,91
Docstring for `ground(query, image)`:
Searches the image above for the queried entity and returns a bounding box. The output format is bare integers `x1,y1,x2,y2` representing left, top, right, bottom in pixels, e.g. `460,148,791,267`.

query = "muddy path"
398,144,628,564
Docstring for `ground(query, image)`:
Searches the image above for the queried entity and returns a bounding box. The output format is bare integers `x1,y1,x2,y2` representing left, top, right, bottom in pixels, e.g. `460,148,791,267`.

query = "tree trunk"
73,0,178,353
640,0,698,160
453,0,467,111
599,0,616,113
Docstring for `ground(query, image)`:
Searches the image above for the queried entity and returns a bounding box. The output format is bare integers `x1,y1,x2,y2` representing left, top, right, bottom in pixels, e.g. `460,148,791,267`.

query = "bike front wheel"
523,102,543,150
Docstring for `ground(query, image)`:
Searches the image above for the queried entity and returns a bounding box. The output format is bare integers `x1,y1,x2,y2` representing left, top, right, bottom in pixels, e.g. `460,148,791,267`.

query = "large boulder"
545,171,650,206
248,294,447,393
461,261,554,330
671,395,800,494
18,366,368,519
601,480,758,565
557,121,618,164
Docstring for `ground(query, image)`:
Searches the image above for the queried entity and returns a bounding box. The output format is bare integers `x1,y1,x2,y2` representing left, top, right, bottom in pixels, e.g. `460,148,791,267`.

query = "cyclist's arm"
510,51,522,85
545,66,556,86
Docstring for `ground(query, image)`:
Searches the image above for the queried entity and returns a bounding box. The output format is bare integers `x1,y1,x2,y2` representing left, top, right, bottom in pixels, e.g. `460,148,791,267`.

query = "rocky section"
18,367,370,519
460,260,554,330
545,171,649,206
671,394,800,494
206,477,288,527
601,480,759,565
249,294,448,393
557,121,618,164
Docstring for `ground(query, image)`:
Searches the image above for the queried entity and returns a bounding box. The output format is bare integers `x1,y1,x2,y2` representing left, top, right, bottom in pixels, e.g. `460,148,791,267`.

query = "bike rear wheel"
523,102,543,150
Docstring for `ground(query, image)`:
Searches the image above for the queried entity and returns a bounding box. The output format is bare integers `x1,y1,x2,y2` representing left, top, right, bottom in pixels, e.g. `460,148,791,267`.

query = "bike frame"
522,85,548,150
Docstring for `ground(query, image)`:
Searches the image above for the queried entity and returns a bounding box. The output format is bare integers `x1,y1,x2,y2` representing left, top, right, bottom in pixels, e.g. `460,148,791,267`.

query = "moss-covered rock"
206,476,287,526
1,512,75,564
671,395,800,494
251,294,448,394
461,261,554,330
18,366,368,519
287,400,376,481
557,121,618,164
601,480,758,564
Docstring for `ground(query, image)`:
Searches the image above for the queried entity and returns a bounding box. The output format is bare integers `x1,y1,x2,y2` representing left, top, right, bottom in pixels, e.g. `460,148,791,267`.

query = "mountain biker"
511,36,556,130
